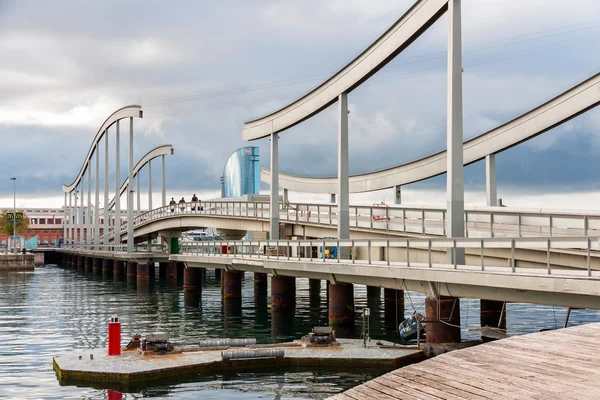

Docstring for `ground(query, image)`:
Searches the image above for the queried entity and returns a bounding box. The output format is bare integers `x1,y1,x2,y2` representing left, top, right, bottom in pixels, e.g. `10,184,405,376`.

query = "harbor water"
1,265,599,399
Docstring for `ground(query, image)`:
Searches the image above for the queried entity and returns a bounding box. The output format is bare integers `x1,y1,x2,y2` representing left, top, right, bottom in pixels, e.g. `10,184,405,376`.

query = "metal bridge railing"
107,201,600,241
178,236,600,277
61,243,166,254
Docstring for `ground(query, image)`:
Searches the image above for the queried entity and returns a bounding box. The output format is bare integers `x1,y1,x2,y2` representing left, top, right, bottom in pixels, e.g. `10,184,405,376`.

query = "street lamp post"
10,177,16,253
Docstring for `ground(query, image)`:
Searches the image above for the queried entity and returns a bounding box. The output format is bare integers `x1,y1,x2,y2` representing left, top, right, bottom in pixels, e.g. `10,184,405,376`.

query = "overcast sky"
1,0,599,209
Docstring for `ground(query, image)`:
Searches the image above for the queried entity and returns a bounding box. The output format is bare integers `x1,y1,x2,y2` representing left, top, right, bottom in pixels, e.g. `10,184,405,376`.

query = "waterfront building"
0,208,65,246
220,146,260,198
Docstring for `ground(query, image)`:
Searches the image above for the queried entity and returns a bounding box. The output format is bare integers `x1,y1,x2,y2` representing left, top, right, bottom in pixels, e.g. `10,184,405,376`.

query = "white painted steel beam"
486,154,497,207
103,131,109,243
136,173,141,215
87,167,91,244
73,185,78,243
338,93,350,249
107,145,173,211
242,0,448,140
79,179,83,243
94,145,100,244
261,72,600,193
148,160,152,211
115,121,121,244
161,155,166,207
270,133,279,240
63,193,67,243
62,105,143,193
127,117,134,253
447,0,464,264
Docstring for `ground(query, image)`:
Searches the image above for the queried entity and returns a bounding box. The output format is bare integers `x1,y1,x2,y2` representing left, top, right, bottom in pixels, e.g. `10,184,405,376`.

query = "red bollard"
108,314,121,356
107,390,123,400
221,245,228,254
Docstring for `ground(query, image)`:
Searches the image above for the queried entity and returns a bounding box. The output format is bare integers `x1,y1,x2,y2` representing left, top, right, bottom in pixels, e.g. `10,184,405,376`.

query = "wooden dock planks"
328,323,600,400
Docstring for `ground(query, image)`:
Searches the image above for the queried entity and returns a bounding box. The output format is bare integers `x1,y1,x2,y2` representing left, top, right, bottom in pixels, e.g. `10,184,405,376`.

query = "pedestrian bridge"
112,200,600,241
62,235,600,310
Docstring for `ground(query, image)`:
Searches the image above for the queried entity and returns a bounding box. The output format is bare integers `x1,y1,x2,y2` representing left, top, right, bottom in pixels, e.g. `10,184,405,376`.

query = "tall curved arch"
107,145,174,210
261,72,600,193
62,105,143,193
242,0,448,140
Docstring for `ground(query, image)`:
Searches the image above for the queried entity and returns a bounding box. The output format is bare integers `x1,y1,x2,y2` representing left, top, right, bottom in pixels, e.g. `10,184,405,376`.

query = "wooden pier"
329,322,600,399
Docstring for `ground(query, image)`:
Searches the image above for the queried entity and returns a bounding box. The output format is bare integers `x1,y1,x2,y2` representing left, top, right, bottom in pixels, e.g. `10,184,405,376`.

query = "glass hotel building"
220,146,260,198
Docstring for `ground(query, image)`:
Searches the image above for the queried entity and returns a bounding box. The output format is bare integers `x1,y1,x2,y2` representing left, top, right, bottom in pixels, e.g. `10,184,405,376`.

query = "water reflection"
1,266,600,399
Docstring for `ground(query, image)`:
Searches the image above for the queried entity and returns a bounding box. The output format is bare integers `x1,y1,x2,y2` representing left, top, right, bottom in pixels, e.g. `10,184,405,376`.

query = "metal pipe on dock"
198,338,257,348
221,349,284,361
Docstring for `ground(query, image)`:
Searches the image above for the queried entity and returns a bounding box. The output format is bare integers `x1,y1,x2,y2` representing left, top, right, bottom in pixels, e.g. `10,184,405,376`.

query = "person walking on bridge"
191,194,198,211
169,197,176,212
179,197,186,212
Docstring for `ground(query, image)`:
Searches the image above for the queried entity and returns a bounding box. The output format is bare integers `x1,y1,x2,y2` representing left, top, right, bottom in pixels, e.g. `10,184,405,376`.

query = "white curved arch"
242,0,448,141
62,105,143,193
107,144,174,210
261,72,600,193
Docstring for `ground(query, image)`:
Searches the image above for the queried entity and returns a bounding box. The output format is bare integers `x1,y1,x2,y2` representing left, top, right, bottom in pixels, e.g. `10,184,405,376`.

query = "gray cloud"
0,0,599,203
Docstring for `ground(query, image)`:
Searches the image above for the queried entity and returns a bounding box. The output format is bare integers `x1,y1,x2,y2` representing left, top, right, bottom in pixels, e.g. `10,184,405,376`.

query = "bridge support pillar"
158,262,167,279
271,275,295,339
77,256,85,271
102,258,112,279
486,154,497,207
223,271,242,300
92,258,102,276
148,263,156,281
425,296,461,344
137,262,149,281
127,261,137,286
85,257,93,274
480,299,506,341
337,92,350,260
394,185,401,205
271,276,295,310
367,286,381,301
126,261,136,276
384,289,404,331
328,283,354,334
166,261,178,279
254,272,267,299
309,279,321,298
136,262,150,291
269,132,280,240
113,260,124,278
177,262,185,279
446,0,466,266
215,268,222,282
183,267,202,307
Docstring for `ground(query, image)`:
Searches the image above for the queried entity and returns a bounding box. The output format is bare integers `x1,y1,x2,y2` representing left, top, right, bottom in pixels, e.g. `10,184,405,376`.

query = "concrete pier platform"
0,254,34,271
329,322,600,399
53,339,423,388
